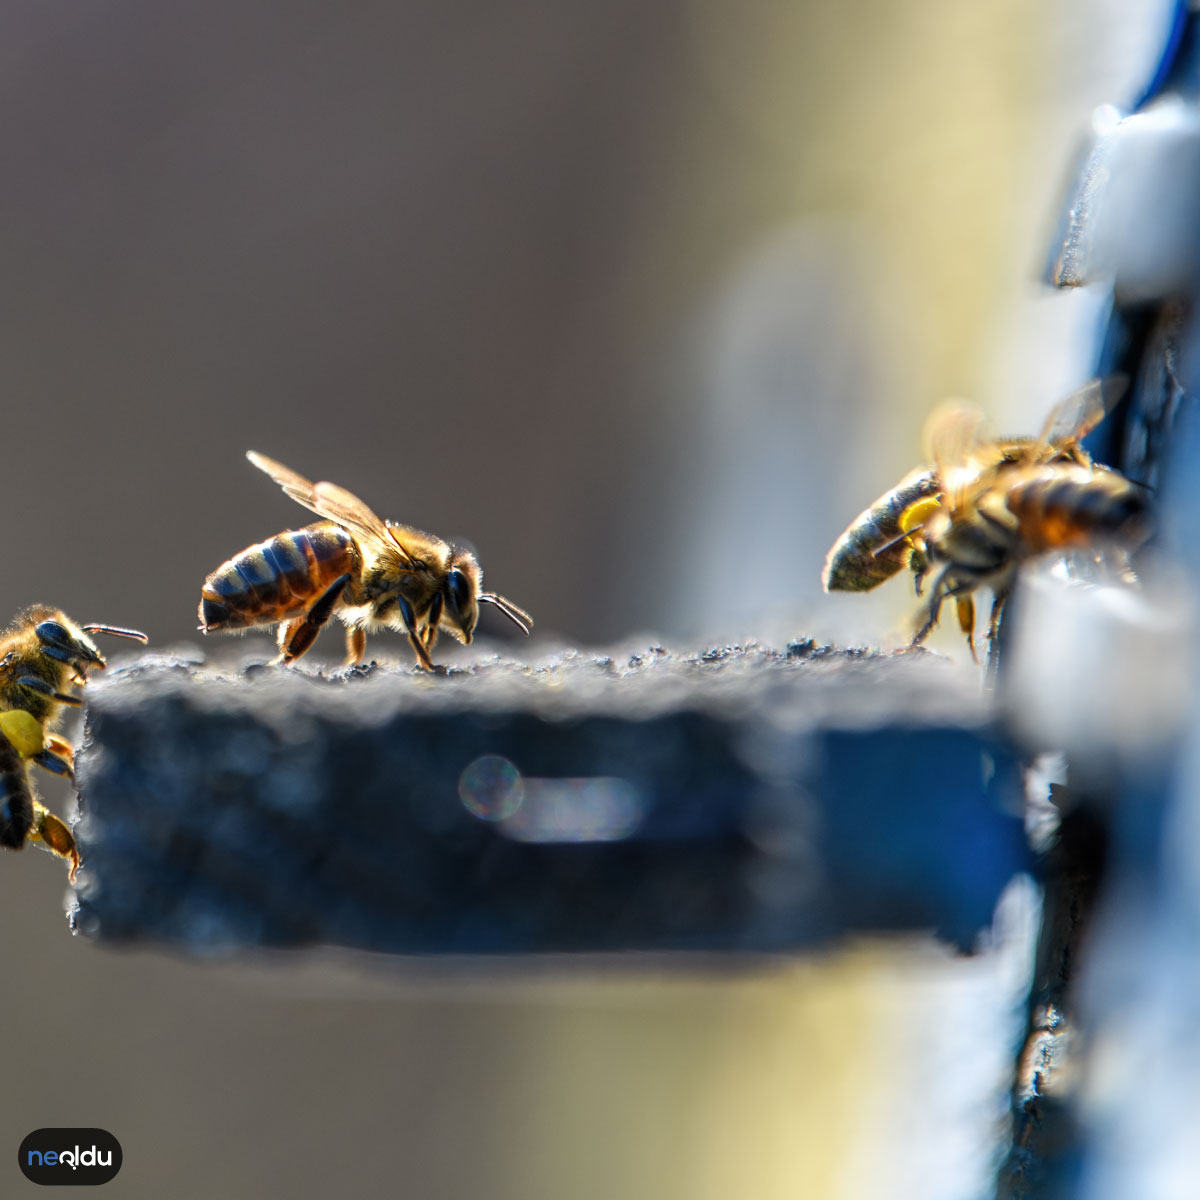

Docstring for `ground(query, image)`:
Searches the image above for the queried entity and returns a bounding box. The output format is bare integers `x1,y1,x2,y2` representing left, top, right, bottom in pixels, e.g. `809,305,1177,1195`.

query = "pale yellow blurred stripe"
485,8,1052,1186
624,0,1043,399
501,960,883,1198
446,920,1033,1200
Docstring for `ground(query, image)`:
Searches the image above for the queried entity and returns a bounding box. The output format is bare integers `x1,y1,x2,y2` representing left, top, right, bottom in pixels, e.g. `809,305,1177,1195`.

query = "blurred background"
0,0,1178,1196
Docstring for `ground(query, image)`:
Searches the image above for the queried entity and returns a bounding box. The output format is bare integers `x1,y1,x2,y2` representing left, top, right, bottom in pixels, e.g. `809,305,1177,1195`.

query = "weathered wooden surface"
68,643,1027,956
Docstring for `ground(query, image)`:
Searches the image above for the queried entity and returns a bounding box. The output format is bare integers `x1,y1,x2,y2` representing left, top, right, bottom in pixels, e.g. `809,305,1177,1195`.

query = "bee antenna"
872,527,924,558
478,593,533,636
81,625,149,643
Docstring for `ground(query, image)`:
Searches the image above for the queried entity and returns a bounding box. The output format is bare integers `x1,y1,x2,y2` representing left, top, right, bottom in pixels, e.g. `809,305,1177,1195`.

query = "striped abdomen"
823,439,1096,595
199,521,358,631
1004,465,1149,555
823,467,941,592
0,734,32,849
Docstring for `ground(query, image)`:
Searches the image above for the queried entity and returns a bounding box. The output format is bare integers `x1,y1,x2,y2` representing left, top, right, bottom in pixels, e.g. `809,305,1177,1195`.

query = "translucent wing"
922,402,987,512
1034,375,1128,457
246,451,420,564
923,402,985,473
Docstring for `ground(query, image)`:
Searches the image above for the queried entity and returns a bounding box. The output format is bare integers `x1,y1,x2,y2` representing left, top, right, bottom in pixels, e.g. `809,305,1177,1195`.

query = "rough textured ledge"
69,643,1028,956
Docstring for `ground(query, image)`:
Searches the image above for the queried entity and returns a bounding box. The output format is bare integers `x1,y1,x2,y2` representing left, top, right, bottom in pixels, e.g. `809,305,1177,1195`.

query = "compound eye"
35,621,71,649
447,569,472,614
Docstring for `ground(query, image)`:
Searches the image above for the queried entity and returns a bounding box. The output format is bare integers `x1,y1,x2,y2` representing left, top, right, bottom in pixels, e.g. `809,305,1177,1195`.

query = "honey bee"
910,443,1150,658
822,379,1118,596
0,607,147,878
199,452,533,670
823,379,1145,659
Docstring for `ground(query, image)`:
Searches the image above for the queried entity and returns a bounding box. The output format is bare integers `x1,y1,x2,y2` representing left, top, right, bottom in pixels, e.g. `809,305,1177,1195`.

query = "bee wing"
247,451,404,556
922,402,988,510
923,402,985,472
1034,375,1128,456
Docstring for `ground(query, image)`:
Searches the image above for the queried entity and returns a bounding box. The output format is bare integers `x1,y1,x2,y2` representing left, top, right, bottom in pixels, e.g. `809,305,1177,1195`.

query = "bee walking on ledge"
0,608,147,878
822,379,1149,663
199,452,533,670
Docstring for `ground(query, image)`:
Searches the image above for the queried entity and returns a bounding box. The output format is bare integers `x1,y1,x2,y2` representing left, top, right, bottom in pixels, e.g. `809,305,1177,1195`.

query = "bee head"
438,552,533,648
441,553,483,645
27,609,107,679
26,608,147,682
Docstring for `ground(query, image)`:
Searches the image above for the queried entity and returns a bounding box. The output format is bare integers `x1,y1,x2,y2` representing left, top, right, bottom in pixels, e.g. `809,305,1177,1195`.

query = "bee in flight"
199,452,533,670
822,379,1148,660
0,608,147,879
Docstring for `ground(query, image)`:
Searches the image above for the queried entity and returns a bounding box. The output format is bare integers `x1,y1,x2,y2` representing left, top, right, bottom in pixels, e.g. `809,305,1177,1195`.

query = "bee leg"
29,799,80,882
986,589,1009,643
396,596,436,672
34,734,75,782
16,675,83,707
423,592,443,652
344,627,367,666
985,589,1010,677
955,595,978,664
911,607,940,648
912,570,978,650
911,569,951,647
33,751,73,781
276,620,303,662
0,743,34,850
45,733,74,764
277,573,352,665
0,709,48,757
909,546,929,597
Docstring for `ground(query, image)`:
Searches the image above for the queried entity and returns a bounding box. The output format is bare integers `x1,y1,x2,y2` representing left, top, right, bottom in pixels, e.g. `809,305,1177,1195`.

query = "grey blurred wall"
0,0,1128,653
1,0,703,647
